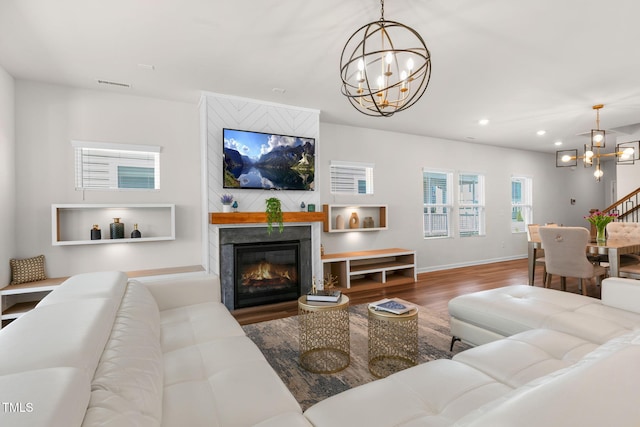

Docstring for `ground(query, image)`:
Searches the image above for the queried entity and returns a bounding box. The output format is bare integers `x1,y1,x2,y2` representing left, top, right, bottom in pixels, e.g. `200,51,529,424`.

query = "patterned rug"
242,302,470,410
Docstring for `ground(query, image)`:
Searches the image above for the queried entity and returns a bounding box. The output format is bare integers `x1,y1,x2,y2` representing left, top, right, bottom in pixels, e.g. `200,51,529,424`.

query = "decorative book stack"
306,289,342,303
368,298,414,315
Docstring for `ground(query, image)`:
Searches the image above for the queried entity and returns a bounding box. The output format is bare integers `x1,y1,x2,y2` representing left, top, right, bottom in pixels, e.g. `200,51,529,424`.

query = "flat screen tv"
223,128,315,191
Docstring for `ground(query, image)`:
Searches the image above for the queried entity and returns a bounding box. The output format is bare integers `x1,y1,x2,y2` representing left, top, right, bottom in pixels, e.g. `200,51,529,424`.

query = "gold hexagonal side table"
298,294,350,374
368,304,418,378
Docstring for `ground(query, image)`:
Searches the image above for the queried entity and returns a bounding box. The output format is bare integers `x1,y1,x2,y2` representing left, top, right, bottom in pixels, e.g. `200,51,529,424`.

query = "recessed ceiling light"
537,130,546,136
137,63,155,70
478,119,489,126
554,141,563,146
96,79,131,88
272,87,286,94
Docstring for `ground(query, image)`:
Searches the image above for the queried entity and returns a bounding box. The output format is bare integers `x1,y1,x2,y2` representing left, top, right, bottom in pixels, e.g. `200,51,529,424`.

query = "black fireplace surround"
219,226,313,311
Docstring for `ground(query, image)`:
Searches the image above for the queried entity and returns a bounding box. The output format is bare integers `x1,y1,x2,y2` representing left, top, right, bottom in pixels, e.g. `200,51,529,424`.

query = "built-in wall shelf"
210,211,325,224
52,204,176,246
322,248,416,291
322,204,388,233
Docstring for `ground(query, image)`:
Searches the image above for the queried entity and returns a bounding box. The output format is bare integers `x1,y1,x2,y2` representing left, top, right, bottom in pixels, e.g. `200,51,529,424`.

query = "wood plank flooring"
233,258,602,325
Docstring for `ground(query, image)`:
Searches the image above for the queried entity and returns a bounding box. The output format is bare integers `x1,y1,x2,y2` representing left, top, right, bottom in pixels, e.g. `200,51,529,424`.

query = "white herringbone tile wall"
202,92,321,279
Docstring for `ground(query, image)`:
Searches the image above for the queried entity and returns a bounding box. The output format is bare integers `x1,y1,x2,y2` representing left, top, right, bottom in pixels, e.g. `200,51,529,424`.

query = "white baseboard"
417,254,527,274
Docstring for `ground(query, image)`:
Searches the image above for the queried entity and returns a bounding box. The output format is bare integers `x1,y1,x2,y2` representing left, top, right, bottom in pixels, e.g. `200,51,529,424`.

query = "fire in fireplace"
234,241,300,309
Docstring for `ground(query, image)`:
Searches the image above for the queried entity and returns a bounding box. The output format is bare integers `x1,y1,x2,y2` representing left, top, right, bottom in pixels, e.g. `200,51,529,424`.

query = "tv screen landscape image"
223,128,315,191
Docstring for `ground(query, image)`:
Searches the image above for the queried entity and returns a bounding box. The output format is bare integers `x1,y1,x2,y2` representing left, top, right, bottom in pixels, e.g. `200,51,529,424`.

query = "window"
72,141,161,190
511,176,533,233
458,173,485,237
330,161,374,195
423,170,452,238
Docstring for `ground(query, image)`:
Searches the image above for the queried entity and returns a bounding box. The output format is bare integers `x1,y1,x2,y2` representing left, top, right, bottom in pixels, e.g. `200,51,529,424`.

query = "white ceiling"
2,0,640,153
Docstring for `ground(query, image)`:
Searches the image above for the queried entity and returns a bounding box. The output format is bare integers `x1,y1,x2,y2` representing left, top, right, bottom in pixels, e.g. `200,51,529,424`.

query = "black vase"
131,224,142,238
110,218,124,239
90,225,101,240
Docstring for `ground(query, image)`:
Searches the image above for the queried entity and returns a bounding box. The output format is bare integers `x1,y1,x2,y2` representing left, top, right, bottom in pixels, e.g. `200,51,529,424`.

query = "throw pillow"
10,255,47,285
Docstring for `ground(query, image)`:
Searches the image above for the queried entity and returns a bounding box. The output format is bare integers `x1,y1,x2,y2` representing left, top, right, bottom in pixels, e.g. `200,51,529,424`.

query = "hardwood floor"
232,257,604,325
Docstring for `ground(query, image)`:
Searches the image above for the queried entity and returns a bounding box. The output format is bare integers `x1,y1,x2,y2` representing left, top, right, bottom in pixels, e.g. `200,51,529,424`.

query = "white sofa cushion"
37,271,127,306
0,368,91,427
304,359,512,427
82,281,163,427
456,330,640,427
601,276,640,314
452,329,597,388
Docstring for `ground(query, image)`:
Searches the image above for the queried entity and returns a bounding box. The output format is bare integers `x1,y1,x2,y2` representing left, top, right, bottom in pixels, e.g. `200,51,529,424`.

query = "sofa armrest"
138,275,221,311
601,277,640,314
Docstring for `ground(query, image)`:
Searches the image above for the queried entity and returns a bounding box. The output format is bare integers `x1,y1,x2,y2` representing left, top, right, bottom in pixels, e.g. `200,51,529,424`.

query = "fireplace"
219,226,313,310
234,241,300,309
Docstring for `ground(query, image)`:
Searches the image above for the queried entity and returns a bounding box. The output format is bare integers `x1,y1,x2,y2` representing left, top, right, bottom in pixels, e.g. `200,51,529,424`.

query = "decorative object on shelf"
110,218,125,239
349,212,360,229
307,203,316,212
300,202,306,211
335,214,345,230
320,243,325,256
585,210,617,243
232,201,238,212
556,104,639,182
265,197,284,235
339,0,431,117
363,216,375,228
90,225,101,240
131,224,142,238
324,273,338,290
221,193,234,212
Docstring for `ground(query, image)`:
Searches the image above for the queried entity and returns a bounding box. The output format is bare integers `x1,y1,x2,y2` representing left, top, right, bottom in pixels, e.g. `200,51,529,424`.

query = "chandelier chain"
380,0,384,22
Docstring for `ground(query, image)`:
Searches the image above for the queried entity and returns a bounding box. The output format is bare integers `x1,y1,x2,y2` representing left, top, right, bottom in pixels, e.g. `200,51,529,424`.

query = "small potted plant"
220,193,234,212
265,197,284,234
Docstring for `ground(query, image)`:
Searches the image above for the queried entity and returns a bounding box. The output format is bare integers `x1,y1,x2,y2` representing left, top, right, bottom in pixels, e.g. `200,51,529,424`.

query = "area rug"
242,302,470,410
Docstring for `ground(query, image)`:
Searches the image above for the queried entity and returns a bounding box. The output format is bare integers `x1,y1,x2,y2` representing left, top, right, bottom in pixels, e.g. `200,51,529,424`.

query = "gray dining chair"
539,226,607,295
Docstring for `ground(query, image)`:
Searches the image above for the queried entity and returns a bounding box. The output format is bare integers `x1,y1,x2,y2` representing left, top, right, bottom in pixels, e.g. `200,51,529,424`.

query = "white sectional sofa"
0,271,311,427
3,272,640,427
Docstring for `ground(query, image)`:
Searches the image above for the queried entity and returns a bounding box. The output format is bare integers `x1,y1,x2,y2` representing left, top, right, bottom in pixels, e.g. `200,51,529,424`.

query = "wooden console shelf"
210,211,325,224
322,248,417,292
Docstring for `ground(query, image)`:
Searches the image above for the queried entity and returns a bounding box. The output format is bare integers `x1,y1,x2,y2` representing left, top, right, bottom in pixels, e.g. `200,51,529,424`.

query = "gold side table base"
298,295,350,374
368,305,418,378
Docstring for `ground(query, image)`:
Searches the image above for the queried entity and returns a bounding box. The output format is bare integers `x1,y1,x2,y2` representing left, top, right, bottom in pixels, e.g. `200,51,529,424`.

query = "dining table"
528,238,640,285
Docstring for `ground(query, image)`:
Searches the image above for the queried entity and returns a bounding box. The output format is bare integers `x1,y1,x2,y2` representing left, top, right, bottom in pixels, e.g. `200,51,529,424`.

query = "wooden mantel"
210,211,325,225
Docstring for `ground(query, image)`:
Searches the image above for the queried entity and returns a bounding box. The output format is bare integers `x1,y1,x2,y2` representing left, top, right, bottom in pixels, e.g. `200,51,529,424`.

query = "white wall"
14,81,202,277
0,66,16,284
319,123,606,272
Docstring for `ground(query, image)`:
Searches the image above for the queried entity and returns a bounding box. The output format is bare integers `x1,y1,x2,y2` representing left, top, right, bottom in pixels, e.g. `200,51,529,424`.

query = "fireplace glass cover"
234,241,300,309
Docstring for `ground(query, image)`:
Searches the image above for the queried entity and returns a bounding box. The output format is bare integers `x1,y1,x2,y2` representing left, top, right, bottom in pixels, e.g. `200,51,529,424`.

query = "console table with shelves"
52,203,175,246
322,204,387,233
321,248,416,292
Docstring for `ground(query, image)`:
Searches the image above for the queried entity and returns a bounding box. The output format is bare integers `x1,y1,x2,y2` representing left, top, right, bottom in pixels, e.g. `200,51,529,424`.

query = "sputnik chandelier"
556,104,639,182
339,0,431,117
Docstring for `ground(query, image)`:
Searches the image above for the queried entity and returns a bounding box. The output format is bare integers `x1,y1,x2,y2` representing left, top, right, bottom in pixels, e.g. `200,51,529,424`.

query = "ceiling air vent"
96,79,131,88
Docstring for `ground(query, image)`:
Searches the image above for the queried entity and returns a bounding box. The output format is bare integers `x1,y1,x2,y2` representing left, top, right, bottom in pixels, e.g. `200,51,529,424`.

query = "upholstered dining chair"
539,226,607,296
527,223,558,286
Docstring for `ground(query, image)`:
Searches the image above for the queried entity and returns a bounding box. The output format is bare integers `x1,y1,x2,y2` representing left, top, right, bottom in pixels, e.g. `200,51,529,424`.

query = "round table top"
367,304,418,319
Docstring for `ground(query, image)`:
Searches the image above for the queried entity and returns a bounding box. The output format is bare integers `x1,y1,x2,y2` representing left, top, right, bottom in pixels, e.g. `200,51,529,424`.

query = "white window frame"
72,140,161,191
330,160,374,195
511,175,533,233
458,172,486,237
423,169,453,238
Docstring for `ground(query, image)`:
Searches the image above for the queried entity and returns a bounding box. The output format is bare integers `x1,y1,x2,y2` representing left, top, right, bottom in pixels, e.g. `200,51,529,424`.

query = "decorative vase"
363,216,374,228
110,218,125,239
596,225,606,243
90,225,101,240
335,214,345,230
222,204,232,213
349,212,360,229
131,224,142,238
